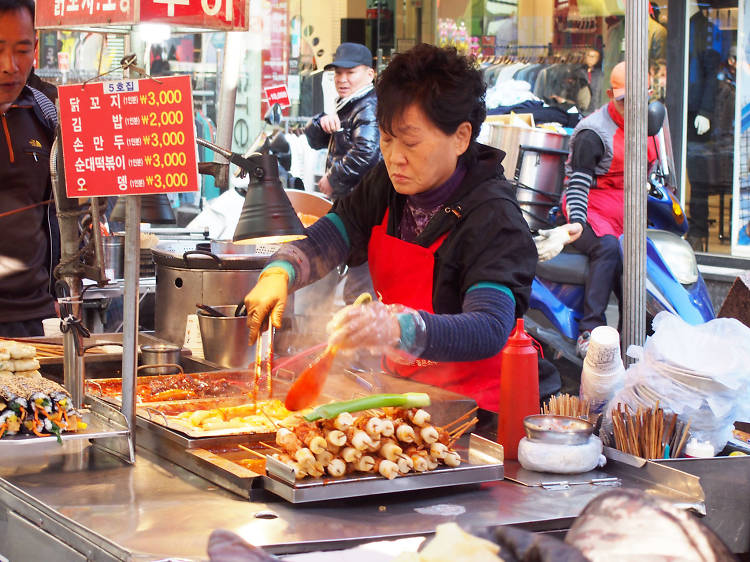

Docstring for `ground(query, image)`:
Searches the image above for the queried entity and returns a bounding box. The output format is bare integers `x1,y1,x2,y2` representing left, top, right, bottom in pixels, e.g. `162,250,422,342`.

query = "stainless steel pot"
103,235,124,280
140,343,181,375
483,125,570,231
154,192,334,347
197,305,254,368
153,245,271,345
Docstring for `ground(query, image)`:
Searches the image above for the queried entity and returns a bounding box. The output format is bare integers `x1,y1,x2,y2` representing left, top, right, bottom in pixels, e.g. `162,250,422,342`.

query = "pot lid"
152,240,272,270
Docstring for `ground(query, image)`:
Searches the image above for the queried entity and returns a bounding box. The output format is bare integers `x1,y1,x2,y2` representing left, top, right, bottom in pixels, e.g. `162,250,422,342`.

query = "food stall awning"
36,0,250,31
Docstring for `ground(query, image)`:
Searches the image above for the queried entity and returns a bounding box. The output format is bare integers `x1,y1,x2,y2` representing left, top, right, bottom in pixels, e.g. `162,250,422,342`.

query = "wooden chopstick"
610,402,693,459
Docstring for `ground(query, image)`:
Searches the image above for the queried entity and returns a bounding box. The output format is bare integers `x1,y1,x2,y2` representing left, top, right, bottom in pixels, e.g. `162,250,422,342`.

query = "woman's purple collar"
408,163,467,209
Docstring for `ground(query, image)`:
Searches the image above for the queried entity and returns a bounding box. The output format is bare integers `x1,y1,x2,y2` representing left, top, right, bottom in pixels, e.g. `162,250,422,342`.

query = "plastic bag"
645,312,750,391
603,312,750,455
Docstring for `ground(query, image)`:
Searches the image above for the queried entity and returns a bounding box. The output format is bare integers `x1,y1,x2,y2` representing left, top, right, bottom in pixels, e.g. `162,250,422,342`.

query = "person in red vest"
243,44,537,412
561,61,657,357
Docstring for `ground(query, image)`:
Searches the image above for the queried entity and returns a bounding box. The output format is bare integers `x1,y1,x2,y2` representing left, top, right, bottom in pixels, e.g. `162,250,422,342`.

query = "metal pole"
214,32,242,190
121,196,140,442
622,0,649,363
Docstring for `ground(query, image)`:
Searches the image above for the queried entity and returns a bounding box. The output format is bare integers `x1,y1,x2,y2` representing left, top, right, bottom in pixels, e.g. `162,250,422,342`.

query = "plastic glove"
533,223,583,261
327,300,402,354
694,115,710,136
243,267,289,344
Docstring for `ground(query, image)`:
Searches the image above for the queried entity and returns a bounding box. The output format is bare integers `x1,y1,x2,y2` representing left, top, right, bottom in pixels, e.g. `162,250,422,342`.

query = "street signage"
140,0,249,30
264,84,291,109
37,0,250,31
37,0,135,27
58,75,199,198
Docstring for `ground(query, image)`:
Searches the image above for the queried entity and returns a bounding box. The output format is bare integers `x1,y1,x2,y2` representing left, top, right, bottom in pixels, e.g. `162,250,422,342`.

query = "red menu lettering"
58,75,199,198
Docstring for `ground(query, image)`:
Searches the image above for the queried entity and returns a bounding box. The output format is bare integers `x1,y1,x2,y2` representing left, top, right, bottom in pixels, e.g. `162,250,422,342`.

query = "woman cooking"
244,44,537,412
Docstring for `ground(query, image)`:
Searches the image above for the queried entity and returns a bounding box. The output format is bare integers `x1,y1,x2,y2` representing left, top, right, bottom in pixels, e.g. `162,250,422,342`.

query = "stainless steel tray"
0,397,133,463
262,434,504,503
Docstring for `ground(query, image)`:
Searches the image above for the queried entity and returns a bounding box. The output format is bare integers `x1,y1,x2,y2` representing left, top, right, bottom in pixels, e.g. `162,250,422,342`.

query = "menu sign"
58,75,199,198
37,0,249,31
37,0,135,27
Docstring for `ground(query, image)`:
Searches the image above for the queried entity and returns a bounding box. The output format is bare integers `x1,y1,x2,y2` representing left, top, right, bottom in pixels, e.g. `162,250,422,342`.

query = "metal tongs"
252,317,274,401
253,315,276,398
234,301,275,399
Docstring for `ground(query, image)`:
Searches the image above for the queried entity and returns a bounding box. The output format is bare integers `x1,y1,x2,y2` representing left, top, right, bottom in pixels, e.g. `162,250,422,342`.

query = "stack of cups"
580,326,625,414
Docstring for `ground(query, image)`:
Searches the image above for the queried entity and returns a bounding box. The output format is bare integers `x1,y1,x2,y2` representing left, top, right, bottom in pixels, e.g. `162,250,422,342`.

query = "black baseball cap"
324,43,373,70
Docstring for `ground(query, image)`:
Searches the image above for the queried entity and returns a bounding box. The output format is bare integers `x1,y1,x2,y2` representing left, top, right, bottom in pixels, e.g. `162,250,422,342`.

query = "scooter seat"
536,247,589,286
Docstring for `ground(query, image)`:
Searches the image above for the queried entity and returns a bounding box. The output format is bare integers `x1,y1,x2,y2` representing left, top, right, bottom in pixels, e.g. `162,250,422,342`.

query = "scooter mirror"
647,101,666,137
264,103,283,126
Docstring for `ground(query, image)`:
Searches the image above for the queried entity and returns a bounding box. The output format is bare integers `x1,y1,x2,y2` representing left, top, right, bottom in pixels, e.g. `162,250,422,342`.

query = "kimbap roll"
0,409,22,437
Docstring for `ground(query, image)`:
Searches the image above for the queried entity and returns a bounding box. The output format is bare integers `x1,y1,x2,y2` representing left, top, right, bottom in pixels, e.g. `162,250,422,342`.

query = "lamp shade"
109,193,176,224
233,153,306,244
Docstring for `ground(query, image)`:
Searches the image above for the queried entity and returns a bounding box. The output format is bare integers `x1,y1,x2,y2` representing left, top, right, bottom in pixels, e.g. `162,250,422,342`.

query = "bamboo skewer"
0,337,107,356
259,407,279,430
258,441,284,454
448,417,478,447
441,406,479,431
238,444,267,459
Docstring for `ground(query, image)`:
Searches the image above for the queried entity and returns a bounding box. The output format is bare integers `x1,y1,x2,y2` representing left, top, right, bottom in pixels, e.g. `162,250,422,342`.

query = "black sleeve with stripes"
565,130,605,225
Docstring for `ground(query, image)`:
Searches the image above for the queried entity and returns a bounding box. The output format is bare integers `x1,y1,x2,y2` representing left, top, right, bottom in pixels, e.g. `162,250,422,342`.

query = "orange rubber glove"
244,267,289,344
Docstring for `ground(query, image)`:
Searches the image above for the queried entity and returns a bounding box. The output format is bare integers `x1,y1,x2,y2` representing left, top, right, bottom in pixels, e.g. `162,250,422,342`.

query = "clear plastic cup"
42,317,63,338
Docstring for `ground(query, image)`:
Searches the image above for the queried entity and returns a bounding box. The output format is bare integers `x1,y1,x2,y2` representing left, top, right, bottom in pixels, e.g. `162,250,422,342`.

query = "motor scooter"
519,102,715,365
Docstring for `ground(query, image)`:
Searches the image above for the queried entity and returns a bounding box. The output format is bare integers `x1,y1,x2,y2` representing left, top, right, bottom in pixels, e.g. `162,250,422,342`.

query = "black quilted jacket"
304,88,381,199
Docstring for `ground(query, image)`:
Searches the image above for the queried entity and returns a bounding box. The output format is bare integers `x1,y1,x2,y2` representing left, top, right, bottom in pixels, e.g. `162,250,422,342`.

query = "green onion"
303,393,431,421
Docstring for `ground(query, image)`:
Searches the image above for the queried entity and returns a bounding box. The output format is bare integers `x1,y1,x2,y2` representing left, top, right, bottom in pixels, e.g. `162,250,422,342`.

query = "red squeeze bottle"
497,318,540,460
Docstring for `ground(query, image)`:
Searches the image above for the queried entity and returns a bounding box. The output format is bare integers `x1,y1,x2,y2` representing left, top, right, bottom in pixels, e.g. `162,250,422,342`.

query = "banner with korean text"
37,0,250,31
58,75,199,198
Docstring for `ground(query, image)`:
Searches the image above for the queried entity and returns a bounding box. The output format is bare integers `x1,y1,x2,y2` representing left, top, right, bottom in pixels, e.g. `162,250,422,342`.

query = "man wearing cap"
560,61,656,357
304,42,380,200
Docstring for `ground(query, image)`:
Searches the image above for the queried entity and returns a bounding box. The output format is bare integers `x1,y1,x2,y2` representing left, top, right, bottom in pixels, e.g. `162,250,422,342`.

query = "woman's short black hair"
376,43,487,165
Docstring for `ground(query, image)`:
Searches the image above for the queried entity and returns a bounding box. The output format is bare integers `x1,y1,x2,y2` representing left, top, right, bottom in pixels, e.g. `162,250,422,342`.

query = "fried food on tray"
172,398,293,433
88,372,256,404
269,407,463,480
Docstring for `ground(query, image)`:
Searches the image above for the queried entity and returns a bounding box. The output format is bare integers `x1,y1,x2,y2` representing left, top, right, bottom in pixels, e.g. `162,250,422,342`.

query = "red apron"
367,210,503,411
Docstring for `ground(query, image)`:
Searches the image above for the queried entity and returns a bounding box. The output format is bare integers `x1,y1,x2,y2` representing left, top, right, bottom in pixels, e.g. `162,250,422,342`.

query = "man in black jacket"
0,0,60,337
304,43,381,200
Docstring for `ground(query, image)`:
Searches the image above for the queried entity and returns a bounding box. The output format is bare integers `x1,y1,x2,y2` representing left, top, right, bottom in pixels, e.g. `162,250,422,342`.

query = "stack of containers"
580,326,626,415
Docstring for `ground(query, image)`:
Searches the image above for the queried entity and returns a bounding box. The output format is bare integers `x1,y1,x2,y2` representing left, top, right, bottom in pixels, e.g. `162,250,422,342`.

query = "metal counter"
0,437,711,562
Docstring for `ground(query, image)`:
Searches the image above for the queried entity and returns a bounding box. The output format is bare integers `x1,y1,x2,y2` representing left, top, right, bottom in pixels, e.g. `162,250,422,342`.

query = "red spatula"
284,293,372,411
284,344,339,411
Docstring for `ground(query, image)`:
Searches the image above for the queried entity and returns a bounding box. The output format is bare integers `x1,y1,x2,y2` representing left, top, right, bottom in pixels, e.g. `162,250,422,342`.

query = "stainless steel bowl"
139,343,182,375
523,414,594,445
